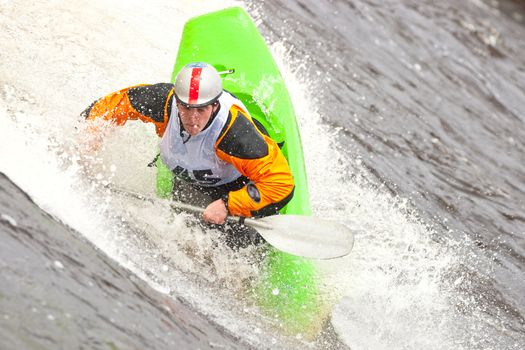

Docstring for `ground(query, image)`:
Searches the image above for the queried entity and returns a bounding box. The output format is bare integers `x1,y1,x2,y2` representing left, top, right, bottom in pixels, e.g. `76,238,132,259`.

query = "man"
82,62,295,247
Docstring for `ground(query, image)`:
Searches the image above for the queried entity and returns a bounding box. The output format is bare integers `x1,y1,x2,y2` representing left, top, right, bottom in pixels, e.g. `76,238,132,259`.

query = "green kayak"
156,7,328,336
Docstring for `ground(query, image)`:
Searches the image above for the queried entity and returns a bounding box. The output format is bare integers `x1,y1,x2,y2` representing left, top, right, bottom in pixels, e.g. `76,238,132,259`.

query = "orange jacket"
82,83,295,217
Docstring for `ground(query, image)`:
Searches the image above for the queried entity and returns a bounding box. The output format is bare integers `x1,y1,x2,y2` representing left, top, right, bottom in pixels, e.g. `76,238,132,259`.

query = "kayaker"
81,62,295,247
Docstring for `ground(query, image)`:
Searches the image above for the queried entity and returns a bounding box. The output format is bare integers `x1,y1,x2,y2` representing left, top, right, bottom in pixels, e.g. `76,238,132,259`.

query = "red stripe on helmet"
188,67,203,105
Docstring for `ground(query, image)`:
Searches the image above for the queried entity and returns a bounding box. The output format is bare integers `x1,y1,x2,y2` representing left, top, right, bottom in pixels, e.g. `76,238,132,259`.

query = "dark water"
254,0,525,348
0,173,243,349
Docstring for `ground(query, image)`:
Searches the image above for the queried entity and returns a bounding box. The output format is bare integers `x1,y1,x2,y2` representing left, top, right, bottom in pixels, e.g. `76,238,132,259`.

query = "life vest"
159,91,248,187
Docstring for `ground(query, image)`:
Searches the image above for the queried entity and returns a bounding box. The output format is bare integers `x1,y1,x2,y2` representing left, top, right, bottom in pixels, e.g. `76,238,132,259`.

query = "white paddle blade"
253,215,354,259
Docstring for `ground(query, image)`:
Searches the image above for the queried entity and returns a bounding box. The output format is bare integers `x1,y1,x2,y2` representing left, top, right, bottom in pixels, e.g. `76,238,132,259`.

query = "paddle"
107,186,354,259
171,200,354,260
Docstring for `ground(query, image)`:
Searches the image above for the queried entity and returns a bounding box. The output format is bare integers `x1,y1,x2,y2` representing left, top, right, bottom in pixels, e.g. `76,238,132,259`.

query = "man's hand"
203,199,228,224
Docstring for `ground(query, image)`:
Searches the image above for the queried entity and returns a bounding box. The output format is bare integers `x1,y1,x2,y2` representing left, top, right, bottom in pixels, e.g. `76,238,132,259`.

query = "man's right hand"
203,199,228,225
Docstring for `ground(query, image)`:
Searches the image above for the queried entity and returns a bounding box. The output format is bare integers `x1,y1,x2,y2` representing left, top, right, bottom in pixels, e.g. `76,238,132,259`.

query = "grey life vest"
159,91,248,187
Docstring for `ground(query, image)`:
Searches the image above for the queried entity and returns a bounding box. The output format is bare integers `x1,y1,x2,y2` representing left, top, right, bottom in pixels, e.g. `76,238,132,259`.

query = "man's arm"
82,83,175,137
215,105,295,218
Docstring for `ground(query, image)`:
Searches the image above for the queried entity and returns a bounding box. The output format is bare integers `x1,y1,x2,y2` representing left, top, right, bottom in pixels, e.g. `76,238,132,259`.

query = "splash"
268,38,471,349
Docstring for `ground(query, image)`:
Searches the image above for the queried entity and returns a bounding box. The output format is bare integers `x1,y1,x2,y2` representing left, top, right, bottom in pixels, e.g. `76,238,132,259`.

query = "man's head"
174,62,222,136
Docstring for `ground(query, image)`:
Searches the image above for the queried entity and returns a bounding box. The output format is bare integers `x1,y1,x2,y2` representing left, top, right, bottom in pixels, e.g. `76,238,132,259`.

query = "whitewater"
1,0,524,349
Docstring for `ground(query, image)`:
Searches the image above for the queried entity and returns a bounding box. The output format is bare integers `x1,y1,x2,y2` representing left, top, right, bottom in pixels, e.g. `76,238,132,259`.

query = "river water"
1,0,524,349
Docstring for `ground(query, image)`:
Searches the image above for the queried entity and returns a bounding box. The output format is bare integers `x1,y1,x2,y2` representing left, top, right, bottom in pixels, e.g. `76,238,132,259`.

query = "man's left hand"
203,199,228,224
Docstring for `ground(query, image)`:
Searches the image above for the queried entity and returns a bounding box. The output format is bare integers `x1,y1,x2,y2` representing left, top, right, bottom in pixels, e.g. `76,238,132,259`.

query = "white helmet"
174,62,222,107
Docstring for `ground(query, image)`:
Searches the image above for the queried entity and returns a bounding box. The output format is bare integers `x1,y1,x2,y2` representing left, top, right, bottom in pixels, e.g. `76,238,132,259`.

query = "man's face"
177,102,216,136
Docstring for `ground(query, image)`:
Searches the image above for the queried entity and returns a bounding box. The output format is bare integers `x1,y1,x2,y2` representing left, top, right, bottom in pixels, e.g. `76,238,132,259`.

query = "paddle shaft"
170,200,273,230
106,185,272,230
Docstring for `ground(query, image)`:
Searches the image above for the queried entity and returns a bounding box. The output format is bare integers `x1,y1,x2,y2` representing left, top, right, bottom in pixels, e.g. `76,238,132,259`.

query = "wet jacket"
82,83,295,217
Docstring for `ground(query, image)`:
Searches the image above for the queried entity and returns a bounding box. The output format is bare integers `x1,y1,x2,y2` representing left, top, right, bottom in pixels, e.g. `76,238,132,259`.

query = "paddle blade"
252,215,354,260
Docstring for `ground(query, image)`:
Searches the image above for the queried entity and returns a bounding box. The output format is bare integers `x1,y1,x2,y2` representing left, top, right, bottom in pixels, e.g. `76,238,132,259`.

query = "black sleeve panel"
251,117,269,136
127,83,174,123
251,117,285,148
217,112,269,159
